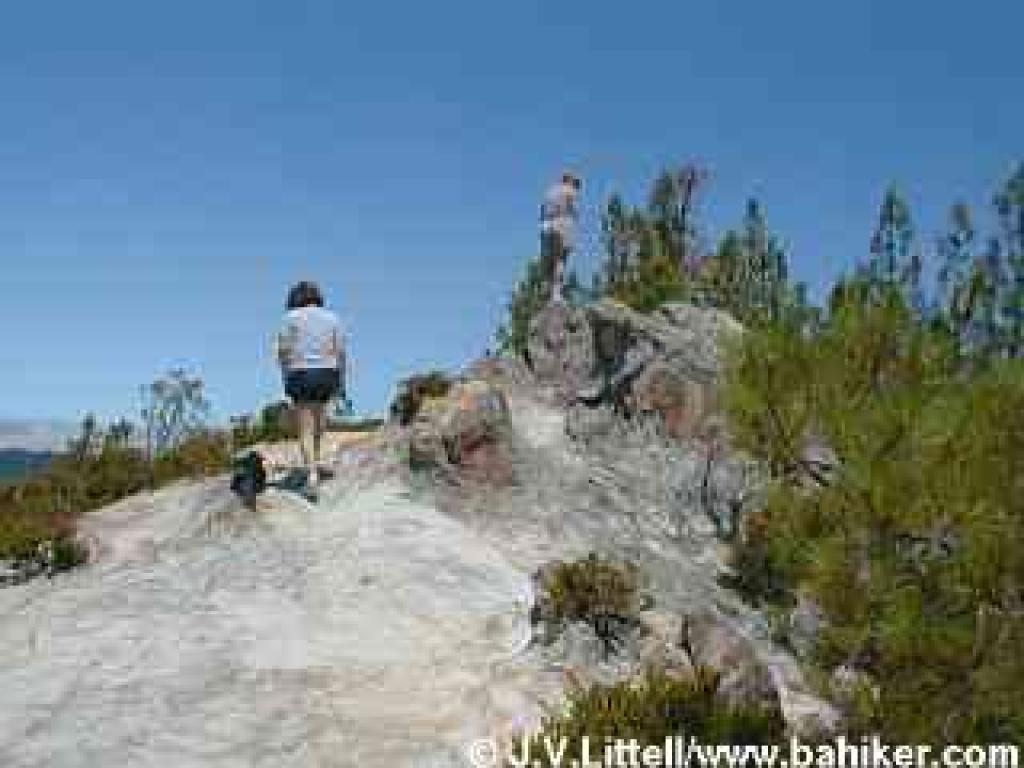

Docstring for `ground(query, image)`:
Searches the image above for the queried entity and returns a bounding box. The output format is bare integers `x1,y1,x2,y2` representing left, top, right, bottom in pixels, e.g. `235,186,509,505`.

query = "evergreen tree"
599,194,632,290
646,165,707,274
867,187,920,308
740,198,789,323
701,199,799,328
495,256,548,357
976,237,1007,359
495,252,590,357
995,164,1024,357
937,202,978,348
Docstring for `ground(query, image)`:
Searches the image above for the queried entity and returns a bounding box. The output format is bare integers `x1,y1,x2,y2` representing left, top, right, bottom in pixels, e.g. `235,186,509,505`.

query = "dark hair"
286,281,324,310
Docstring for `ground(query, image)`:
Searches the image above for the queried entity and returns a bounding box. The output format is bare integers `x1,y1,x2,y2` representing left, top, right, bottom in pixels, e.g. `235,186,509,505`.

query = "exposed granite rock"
525,302,596,398
527,299,742,440
406,377,515,484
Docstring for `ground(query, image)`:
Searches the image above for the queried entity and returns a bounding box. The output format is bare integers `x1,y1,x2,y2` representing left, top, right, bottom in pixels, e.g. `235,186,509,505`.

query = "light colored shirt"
276,306,344,372
540,181,579,246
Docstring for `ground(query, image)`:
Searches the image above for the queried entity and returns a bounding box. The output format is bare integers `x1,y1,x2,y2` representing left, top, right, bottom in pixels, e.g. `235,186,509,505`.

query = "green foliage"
389,371,453,425
151,430,231,485
49,535,89,570
610,252,689,312
496,254,590,356
496,256,549,357
866,187,921,310
0,507,63,561
702,201,811,330
597,168,707,312
995,163,1024,357
934,165,1024,361
533,554,641,652
724,285,1024,743
596,181,810,325
0,381,228,564
231,401,295,449
513,669,784,767
141,368,211,454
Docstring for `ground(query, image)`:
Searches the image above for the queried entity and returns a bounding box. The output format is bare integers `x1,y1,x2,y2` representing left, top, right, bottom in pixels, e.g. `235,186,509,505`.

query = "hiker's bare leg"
313,403,325,466
296,405,316,477
541,231,560,302
552,249,567,302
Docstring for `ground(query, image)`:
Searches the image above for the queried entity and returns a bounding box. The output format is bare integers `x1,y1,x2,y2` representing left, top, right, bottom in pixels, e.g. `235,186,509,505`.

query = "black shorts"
540,231,566,270
285,368,341,404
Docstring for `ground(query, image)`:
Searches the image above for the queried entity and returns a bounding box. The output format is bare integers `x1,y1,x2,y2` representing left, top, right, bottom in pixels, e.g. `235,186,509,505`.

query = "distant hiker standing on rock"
276,281,345,491
540,171,581,302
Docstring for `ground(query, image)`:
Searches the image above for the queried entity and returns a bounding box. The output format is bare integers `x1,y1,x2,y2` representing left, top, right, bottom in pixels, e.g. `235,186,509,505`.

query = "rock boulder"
525,303,595,397
407,377,514,483
527,298,743,439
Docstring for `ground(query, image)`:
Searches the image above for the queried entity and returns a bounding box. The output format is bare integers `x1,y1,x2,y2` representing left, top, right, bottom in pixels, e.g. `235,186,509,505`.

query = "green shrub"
50,534,89,571
0,430,230,562
723,285,1024,743
533,554,641,653
231,401,295,449
0,509,57,560
511,668,784,767
152,430,230,485
612,254,689,312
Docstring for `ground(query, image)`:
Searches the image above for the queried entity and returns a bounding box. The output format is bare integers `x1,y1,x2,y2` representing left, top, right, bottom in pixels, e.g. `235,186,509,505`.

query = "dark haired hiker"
275,280,345,492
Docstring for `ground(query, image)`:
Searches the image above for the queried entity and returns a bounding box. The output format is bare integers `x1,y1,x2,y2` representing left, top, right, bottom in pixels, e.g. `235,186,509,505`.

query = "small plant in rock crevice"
532,553,643,656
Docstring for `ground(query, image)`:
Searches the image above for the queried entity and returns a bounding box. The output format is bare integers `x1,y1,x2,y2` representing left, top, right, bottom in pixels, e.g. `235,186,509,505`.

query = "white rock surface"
0,471,539,767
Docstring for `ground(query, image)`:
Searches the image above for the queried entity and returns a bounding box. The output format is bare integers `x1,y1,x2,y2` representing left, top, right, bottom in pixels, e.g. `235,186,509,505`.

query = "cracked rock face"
525,302,596,397
527,299,742,439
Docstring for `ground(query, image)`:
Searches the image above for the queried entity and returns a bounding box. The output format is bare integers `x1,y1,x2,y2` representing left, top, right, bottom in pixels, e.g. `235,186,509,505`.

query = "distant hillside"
0,450,54,482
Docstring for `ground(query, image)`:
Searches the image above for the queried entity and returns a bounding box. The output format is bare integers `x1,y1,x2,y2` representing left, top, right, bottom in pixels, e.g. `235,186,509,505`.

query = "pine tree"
495,257,547,357
701,199,795,328
599,195,632,290
995,164,1024,357
937,202,978,349
646,165,707,274
741,198,789,323
868,187,920,308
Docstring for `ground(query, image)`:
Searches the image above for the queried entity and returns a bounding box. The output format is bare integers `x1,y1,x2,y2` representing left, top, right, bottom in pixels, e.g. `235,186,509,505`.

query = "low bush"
152,431,231,485
231,401,295,449
511,668,784,767
533,554,641,653
0,430,231,564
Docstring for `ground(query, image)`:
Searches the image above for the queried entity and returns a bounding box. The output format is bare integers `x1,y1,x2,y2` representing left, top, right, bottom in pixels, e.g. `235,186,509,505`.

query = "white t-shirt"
276,306,344,372
540,181,579,246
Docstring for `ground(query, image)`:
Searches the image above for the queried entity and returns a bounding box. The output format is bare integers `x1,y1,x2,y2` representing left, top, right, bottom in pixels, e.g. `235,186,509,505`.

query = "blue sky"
1,1,1020,428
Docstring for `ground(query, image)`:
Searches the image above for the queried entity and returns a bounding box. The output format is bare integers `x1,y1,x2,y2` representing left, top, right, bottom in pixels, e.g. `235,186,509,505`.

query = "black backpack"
230,451,267,504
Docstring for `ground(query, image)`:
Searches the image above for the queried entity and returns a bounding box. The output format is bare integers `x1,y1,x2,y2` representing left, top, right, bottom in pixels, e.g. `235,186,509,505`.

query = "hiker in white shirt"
540,171,582,302
275,281,345,490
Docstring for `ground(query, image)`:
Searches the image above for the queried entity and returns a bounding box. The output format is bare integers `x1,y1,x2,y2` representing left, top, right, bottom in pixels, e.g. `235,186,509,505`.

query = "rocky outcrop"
0,299,843,766
525,302,595,398
405,377,515,484
528,299,743,439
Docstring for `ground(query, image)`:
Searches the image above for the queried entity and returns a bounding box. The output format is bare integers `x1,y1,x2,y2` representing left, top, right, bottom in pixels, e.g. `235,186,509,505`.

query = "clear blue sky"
1,1,1020,425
